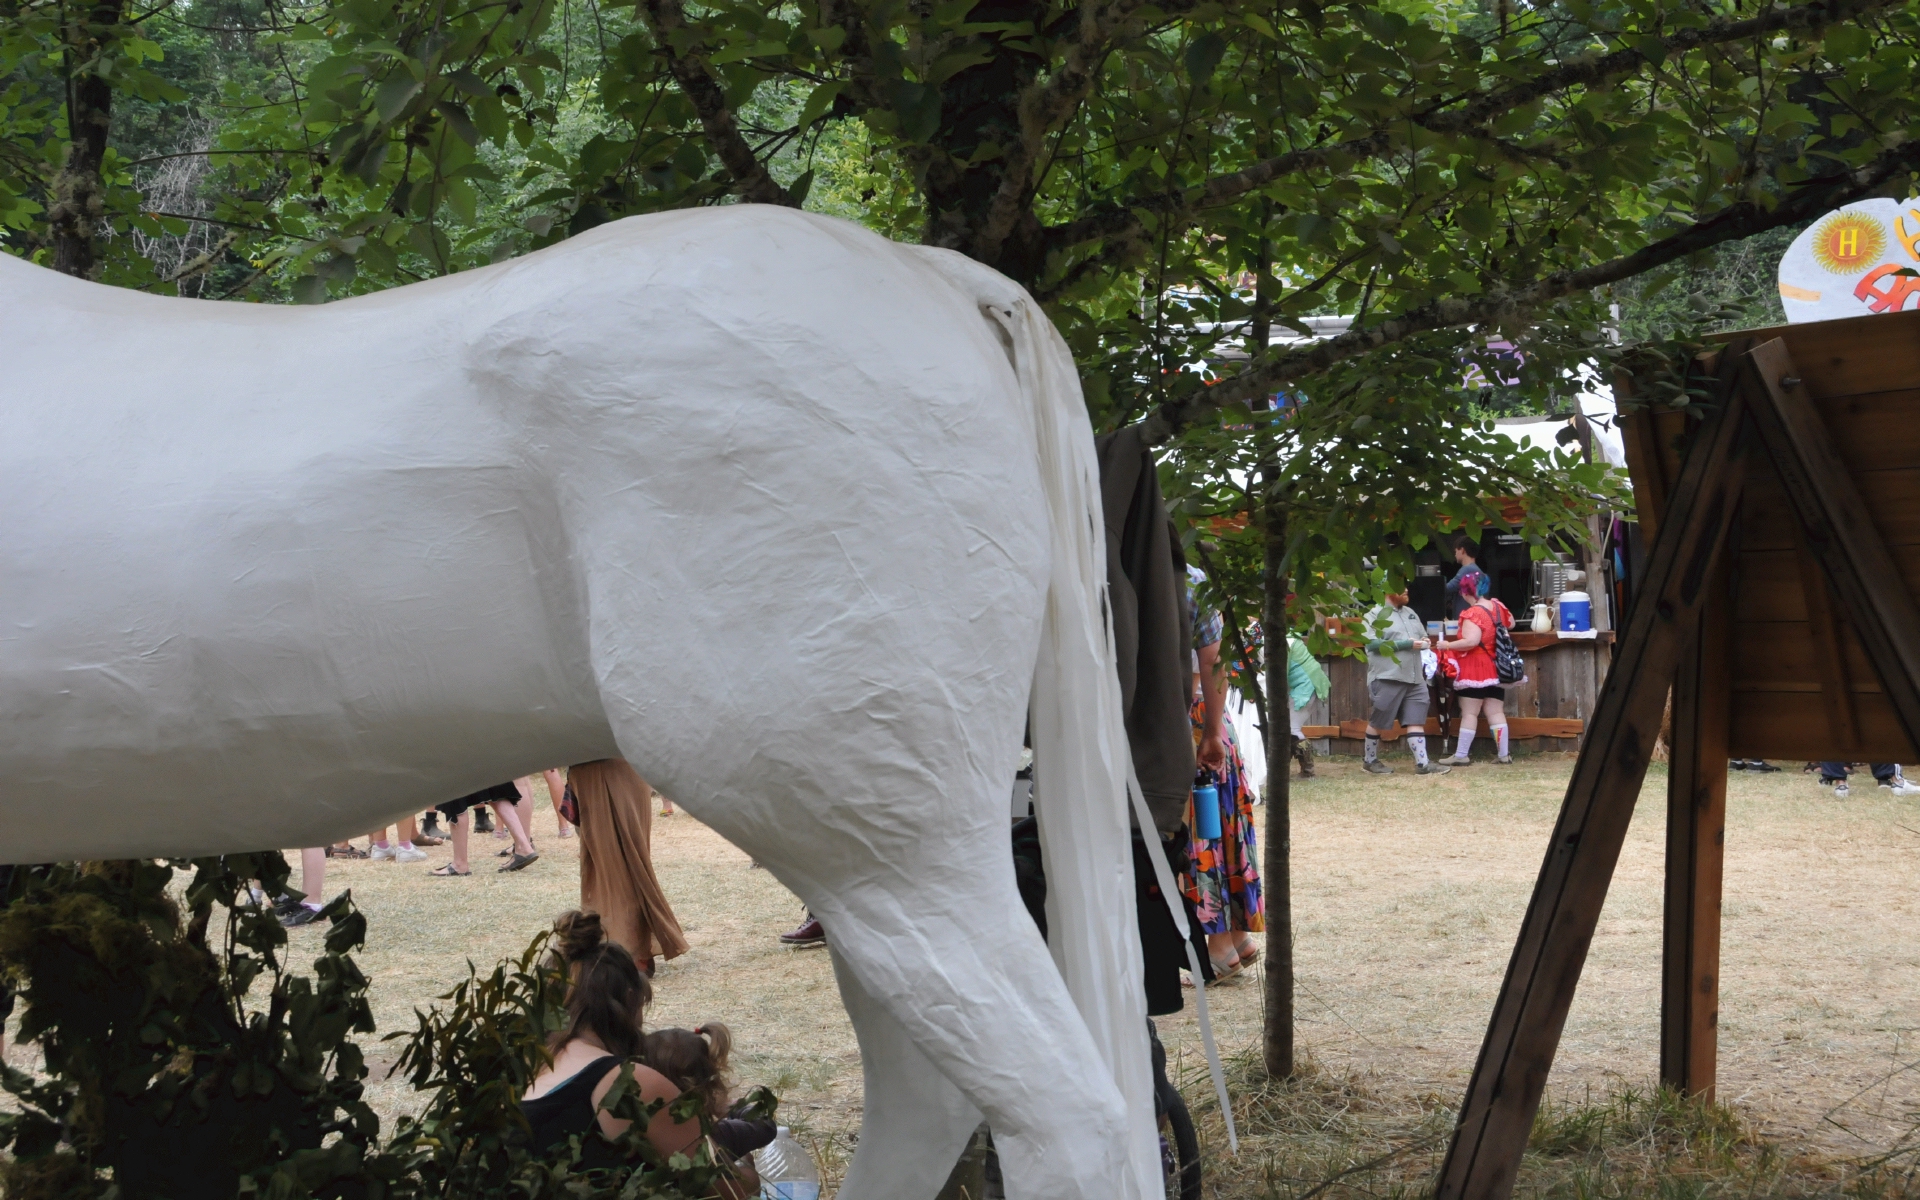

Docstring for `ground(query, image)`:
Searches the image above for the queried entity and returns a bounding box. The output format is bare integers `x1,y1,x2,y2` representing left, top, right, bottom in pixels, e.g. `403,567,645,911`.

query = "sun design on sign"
1811,211,1886,273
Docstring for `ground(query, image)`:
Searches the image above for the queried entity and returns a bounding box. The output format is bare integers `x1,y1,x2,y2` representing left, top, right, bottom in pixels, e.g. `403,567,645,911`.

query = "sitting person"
644,1023,776,1167
520,911,749,1195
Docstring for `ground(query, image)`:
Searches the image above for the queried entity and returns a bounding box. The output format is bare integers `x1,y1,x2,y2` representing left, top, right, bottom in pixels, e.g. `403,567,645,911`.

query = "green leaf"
434,100,479,146
891,81,942,143
1185,31,1227,86
445,68,491,99
797,80,842,128
374,72,423,122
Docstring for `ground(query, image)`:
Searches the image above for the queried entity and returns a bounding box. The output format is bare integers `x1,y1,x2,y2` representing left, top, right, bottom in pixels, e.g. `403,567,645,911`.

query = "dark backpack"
1492,615,1527,684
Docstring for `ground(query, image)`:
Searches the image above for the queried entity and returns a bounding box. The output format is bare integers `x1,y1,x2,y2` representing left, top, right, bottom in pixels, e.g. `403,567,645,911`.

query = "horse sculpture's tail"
913,246,1160,1196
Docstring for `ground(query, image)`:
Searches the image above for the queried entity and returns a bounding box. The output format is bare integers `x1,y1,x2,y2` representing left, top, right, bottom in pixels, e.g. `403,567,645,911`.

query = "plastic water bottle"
754,1126,821,1200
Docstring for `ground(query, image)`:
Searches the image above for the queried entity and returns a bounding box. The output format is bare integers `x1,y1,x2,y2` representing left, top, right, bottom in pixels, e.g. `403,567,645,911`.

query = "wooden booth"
1301,631,1611,754
1433,307,1920,1199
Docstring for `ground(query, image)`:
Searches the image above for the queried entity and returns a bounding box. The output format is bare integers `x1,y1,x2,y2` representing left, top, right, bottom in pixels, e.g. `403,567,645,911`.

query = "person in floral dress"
1182,567,1265,978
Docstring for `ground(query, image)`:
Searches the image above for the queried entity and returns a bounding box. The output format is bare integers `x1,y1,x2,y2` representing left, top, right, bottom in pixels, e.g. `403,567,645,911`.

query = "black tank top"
520,1055,626,1167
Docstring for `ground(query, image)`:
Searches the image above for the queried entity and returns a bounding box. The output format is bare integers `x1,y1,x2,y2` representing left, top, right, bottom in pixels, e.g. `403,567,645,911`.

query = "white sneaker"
1833,781,1851,798
1438,755,1473,766
1886,780,1920,796
394,845,428,863
369,843,396,861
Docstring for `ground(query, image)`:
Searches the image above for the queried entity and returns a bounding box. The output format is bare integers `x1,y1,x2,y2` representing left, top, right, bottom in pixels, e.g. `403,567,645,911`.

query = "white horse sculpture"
0,206,1164,1198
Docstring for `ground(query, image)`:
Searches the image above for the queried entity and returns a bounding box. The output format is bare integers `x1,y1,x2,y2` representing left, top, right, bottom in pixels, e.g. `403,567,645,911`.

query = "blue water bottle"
1192,772,1222,841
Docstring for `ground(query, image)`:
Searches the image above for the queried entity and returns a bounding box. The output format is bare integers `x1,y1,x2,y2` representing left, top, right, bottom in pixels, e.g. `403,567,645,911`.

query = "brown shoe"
779,914,826,947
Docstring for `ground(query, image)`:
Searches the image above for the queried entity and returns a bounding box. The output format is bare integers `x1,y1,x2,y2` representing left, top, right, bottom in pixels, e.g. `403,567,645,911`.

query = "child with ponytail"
644,1022,777,1164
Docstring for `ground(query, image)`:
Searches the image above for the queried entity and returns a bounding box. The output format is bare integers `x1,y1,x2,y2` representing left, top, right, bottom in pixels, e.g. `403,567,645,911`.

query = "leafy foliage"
0,861,767,1200
0,855,377,1199
2,0,1911,662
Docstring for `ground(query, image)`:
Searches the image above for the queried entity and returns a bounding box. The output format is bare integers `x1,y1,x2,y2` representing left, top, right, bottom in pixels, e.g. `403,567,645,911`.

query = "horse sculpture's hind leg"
699,793,1135,1200
827,950,983,1195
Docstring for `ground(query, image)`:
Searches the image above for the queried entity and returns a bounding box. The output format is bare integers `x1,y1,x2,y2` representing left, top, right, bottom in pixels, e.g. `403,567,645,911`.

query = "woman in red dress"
1436,571,1516,765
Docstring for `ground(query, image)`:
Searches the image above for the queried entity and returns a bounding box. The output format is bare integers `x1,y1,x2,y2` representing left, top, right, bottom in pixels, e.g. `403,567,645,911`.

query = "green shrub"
0,858,771,1200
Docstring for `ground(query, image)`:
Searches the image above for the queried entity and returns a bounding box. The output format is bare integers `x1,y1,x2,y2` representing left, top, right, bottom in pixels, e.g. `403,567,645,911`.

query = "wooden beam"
1791,517,1860,750
1312,718,1585,742
1660,550,1731,1099
1619,407,1673,546
1743,339,1920,758
1435,347,1754,1200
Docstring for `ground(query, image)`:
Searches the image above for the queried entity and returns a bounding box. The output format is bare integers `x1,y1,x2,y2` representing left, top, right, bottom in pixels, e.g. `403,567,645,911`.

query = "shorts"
1456,685,1506,700
1367,678,1429,730
437,781,521,818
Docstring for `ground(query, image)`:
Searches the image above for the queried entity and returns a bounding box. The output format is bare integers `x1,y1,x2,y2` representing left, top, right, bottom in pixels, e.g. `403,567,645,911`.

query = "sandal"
1181,958,1244,988
1233,941,1261,966
499,851,540,873
326,844,369,859
429,863,470,877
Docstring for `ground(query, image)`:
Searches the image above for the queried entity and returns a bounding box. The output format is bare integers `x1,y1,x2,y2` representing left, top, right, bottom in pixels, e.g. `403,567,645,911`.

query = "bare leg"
542,768,574,837
1206,931,1241,971
294,847,326,912
511,778,539,848
492,800,535,857
449,811,471,873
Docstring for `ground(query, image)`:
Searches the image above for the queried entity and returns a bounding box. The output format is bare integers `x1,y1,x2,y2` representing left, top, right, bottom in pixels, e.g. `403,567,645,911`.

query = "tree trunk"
48,0,122,279
1260,475,1294,1079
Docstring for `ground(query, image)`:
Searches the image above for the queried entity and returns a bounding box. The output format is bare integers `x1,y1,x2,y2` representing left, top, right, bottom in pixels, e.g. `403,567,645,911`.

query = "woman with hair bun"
520,910,750,1194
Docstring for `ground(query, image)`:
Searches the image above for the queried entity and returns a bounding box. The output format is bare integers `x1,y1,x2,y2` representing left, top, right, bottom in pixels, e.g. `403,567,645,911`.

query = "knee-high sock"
1408,734,1428,766
1455,727,1476,758
1364,733,1380,763
1494,723,1510,758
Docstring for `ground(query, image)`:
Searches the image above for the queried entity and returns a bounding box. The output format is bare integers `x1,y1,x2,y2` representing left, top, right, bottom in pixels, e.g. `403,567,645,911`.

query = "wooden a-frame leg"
1660,549,1732,1099
1435,348,1754,1200
1744,338,1920,752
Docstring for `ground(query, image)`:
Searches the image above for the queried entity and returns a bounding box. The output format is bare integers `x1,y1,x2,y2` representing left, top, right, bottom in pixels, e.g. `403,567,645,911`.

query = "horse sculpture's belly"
0,297,615,857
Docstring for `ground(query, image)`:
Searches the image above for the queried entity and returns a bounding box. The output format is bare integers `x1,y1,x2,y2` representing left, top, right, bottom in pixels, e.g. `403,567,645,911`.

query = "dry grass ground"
7,755,1920,1196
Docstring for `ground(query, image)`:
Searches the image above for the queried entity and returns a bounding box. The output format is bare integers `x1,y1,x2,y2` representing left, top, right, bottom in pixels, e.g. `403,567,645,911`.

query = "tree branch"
637,0,795,207
1043,0,1901,258
973,0,1159,258
1137,135,1920,444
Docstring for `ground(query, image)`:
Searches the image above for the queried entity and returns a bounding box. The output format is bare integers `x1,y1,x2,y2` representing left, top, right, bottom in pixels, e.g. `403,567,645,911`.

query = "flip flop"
430,863,470,877
499,852,540,873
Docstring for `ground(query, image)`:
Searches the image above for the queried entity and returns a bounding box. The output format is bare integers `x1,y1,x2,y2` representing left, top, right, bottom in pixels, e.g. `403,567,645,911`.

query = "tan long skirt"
568,758,688,962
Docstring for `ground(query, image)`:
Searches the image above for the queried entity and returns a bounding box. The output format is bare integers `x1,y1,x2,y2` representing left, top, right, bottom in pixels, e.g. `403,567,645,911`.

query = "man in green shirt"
1362,589,1449,775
